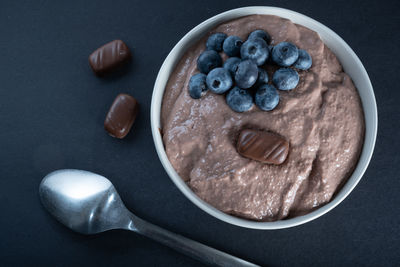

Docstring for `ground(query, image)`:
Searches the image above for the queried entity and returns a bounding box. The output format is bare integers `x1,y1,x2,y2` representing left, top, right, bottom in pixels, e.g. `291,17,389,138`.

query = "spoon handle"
127,215,259,267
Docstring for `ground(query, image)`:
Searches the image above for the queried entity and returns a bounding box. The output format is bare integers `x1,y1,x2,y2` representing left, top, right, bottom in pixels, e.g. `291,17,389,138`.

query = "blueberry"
272,68,299,90
255,84,279,111
223,57,241,76
254,68,269,87
235,60,258,89
197,50,222,74
248,29,271,44
206,68,233,94
266,45,274,63
188,73,207,99
206,33,227,52
271,42,299,67
240,38,269,66
226,87,253,112
222,36,243,57
268,45,274,53
294,49,312,70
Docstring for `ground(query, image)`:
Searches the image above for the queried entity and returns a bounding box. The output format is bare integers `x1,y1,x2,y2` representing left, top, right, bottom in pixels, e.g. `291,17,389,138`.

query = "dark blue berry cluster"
189,30,312,112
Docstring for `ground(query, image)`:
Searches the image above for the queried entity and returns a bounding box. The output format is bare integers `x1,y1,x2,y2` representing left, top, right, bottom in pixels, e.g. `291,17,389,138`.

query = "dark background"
0,0,399,266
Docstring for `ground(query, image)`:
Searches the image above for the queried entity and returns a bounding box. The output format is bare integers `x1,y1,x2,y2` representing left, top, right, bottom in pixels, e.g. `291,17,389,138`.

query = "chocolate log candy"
237,129,289,164
89,40,131,75
104,94,139,139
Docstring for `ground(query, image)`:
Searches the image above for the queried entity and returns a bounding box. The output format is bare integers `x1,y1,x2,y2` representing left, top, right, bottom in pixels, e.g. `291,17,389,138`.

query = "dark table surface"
1,0,399,266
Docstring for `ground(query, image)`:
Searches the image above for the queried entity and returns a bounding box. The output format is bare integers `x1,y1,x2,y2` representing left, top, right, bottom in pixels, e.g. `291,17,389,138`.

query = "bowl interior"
151,6,377,229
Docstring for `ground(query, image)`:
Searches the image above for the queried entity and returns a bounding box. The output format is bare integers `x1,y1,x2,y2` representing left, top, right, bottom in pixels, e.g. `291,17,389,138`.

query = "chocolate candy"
104,94,139,139
237,129,289,164
89,40,131,75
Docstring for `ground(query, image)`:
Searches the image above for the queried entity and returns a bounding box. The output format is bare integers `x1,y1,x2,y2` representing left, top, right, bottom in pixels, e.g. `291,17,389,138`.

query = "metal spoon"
39,169,258,267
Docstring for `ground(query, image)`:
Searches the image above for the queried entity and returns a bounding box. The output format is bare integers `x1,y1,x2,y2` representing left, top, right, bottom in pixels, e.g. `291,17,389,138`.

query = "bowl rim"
150,6,378,230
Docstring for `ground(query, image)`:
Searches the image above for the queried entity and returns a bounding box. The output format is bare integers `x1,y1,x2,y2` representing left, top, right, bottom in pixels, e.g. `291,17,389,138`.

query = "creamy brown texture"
161,15,365,221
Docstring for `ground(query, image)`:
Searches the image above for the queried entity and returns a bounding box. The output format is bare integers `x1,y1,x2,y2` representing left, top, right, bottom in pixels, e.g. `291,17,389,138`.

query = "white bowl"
150,7,377,229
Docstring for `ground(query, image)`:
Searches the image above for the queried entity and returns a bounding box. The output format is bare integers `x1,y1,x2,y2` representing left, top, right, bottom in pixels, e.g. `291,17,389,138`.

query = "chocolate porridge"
161,15,365,221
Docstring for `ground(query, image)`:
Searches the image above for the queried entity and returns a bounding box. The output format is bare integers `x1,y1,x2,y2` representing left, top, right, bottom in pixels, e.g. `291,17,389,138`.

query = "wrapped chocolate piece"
104,94,139,139
237,129,289,164
89,40,131,75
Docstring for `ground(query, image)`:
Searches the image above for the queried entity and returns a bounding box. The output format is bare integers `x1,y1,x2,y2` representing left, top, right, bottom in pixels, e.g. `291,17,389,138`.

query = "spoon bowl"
39,169,131,234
